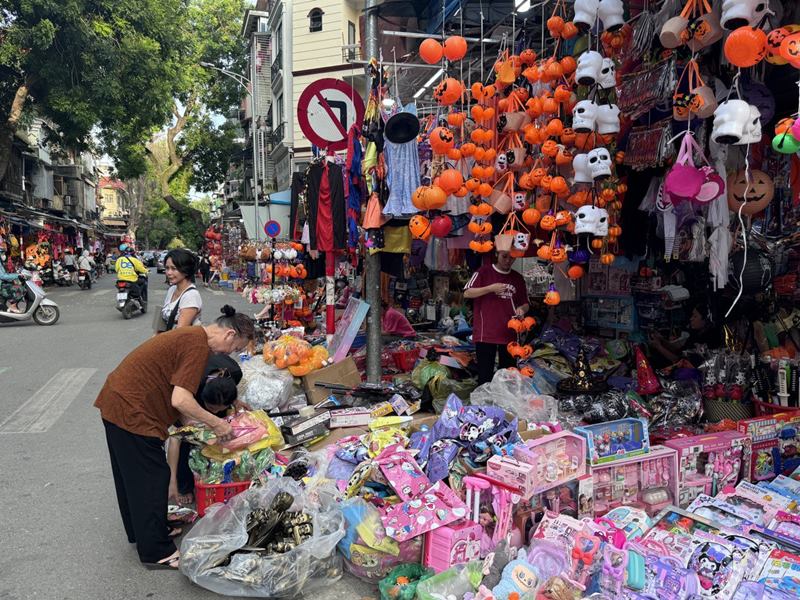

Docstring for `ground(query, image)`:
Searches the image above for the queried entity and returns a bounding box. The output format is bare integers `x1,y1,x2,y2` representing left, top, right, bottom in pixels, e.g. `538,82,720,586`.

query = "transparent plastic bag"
180,478,345,597
238,361,294,411
414,560,483,600
471,369,558,423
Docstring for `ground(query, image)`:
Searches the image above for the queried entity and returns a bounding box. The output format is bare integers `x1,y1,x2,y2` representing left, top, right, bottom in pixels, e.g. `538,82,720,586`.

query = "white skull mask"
587,147,612,179
596,104,621,135
512,192,526,211
737,104,762,145
721,0,772,30
514,231,530,251
576,51,604,86
572,153,593,184
711,99,752,145
572,100,598,133
598,0,625,32
574,206,610,236
573,0,599,30
598,58,617,89
495,154,508,173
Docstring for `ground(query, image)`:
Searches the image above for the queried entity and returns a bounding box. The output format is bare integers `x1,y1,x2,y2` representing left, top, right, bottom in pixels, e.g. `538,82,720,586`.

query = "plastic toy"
512,431,586,495
600,542,628,597
574,417,651,465
590,444,678,516
664,430,748,507
491,548,543,600
422,476,485,572
486,455,537,499
568,530,601,589
599,505,652,540
738,415,783,482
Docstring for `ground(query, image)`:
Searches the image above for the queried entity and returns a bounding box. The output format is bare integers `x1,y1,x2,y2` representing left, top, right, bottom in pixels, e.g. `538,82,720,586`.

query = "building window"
347,20,356,59
274,22,282,57
308,8,323,32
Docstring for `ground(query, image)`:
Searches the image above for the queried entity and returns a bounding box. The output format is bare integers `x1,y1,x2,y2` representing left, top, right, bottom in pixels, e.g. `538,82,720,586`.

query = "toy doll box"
512,431,587,495
738,415,782,482
574,418,650,466
486,455,536,500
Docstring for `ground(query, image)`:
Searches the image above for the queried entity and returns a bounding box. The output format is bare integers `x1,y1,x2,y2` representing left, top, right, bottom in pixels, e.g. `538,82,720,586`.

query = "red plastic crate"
753,398,800,417
195,480,251,517
391,348,421,371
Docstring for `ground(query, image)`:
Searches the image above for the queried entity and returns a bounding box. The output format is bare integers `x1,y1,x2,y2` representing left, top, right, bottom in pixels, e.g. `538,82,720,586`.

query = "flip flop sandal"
144,553,180,571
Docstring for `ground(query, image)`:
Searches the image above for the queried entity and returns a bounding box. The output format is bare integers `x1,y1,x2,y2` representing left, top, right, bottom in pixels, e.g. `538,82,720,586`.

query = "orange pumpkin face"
539,175,554,191
430,126,455,153
560,128,576,146
542,140,559,157
409,215,431,239
766,27,789,65
520,48,537,65
550,176,569,195
550,246,567,263
726,169,775,215
537,245,552,260
434,77,464,105
522,207,541,226
724,26,767,68
544,286,561,306
540,214,557,231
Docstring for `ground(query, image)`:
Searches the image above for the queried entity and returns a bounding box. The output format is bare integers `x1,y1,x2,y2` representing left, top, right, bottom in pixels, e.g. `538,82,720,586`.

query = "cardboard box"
330,407,372,428
281,410,331,436
302,356,362,405
283,421,330,446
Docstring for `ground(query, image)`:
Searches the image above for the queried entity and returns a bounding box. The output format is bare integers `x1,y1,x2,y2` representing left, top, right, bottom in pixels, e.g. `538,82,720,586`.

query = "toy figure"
492,548,542,600
689,542,734,594
755,451,775,479
535,576,578,600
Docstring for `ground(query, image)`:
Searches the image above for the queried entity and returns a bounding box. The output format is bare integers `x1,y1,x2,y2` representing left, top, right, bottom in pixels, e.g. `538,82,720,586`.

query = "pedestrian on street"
94,305,255,570
199,252,212,287
63,248,77,284
154,249,202,333
463,250,530,385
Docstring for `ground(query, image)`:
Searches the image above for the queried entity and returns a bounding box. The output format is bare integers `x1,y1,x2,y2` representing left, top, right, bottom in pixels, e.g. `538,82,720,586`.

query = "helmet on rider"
119,243,130,255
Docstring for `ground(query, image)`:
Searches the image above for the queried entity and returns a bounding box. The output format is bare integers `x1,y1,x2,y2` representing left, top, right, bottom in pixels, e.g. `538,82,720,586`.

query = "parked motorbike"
115,276,147,319
78,268,91,290
52,262,73,286
0,271,60,326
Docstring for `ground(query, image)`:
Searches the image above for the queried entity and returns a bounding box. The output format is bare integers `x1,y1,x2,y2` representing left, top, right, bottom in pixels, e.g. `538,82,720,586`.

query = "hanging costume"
306,161,347,252
383,104,421,217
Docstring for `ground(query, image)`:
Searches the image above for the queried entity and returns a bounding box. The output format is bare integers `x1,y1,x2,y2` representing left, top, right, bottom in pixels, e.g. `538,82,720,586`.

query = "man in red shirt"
464,250,529,384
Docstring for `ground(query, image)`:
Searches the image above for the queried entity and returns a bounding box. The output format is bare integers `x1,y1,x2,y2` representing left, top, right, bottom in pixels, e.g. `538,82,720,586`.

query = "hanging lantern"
724,27,767,68
420,38,444,64
429,126,455,154
433,78,464,106
443,36,468,61
438,169,464,194
430,214,453,237
409,215,431,240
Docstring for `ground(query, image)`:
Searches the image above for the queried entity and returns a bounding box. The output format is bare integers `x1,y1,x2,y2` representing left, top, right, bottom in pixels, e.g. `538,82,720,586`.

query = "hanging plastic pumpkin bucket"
494,233,514,252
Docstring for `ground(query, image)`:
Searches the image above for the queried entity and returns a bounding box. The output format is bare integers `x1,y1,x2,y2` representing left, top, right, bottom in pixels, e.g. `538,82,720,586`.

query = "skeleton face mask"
576,51,604,86
596,104,620,135
737,104,762,145
711,99,752,145
573,0,600,30
572,100,598,133
572,153,593,184
587,147,612,179
721,0,772,30
598,58,617,89
574,205,610,236
598,0,625,32
513,192,526,211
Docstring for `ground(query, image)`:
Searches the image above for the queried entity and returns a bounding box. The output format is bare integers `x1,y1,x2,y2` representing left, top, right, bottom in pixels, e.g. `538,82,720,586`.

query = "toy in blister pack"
629,546,700,600
756,548,800,596
574,418,651,466
491,547,543,600
600,543,628,597
526,539,570,581
381,480,467,543
777,414,800,476
737,415,783,483
600,506,653,540
772,512,800,547
687,540,739,596
732,581,796,600
763,475,800,502
687,494,757,531
568,530,602,589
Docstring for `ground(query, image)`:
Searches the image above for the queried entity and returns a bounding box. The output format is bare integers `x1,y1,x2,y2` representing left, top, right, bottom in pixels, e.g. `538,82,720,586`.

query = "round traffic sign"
264,220,281,238
297,79,365,152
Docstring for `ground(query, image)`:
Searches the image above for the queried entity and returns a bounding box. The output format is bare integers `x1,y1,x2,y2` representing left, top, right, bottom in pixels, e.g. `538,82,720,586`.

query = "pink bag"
220,412,268,450
664,133,705,200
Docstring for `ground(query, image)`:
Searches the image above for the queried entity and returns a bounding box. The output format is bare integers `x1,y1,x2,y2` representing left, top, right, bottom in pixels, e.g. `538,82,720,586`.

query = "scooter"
115,275,147,319
77,268,91,290
0,271,60,326
52,262,73,286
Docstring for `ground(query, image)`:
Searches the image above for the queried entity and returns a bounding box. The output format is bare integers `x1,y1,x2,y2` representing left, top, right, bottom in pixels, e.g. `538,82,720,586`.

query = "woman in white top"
159,248,202,330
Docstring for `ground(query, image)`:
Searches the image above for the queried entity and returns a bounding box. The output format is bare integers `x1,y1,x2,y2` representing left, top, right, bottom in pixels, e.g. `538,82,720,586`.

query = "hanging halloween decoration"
443,36,468,61
433,78,464,106
430,214,453,238
725,169,774,215
429,126,456,154
723,26,767,68
409,215,431,240
420,38,444,64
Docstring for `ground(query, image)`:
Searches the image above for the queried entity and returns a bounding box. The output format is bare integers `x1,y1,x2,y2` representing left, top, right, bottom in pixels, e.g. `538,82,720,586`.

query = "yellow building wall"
99,187,120,216
291,0,359,151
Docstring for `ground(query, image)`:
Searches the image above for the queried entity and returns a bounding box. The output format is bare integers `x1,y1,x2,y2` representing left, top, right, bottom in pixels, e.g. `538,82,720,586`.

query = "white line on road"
60,291,80,298
211,289,224,296
0,368,97,434
91,289,111,296
0,367,9,376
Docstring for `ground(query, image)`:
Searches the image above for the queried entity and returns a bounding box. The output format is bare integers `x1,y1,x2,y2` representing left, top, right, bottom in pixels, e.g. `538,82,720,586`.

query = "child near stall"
382,299,416,339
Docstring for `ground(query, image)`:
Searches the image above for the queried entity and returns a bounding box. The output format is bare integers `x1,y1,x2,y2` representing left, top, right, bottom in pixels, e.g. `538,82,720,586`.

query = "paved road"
0,271,374,599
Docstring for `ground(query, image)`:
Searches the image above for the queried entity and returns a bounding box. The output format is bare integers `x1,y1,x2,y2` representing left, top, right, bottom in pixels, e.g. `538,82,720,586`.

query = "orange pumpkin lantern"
546,118,564,137
542,97,559,114
537,245,552,260
567,265,585,279
430,126,455,153
724,27,767,68
434,77,464,106
600,253,615,265
465,177,480,192
447,112,466,127
541,140,559,157
520,48,537,65
522,207,541,226
443,36,468,61
561,22,579,39
540,214,557,231
420,38,443,64
591,238,604,249
547,16,565,35
560,128,576,146
460,142,477,157
446,148,462,161
544,285,560,306
409,215,431,240
560,55,577,74
439,169,464,194
766,27,789,65
550,176,569,195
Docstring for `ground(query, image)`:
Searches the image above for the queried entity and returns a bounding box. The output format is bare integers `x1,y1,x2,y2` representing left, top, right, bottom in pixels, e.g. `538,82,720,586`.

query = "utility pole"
364,0,382,384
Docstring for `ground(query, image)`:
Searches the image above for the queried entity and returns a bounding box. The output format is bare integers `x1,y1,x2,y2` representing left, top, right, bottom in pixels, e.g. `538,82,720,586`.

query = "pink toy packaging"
377,446,431,501
664,430,748,507
590,444,678,517
486,455,537,500
381,480,467,543
512,431,587,495
574,418,650,466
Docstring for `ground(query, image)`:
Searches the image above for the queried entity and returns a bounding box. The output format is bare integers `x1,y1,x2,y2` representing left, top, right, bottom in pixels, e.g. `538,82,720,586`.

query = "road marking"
211,289,224,296
0,368,97,434
0,367,9,376
60,291,80,298
91,289,111,296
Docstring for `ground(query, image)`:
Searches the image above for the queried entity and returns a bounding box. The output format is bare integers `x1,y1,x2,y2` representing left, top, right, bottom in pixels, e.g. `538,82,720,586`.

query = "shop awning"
102,219,128,227
268,189,291,206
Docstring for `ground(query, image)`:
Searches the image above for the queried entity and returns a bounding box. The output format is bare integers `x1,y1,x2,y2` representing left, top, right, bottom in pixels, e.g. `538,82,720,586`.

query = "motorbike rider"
0,255,24,313
63,248,77,284
115,244,149,302
78,250,96,289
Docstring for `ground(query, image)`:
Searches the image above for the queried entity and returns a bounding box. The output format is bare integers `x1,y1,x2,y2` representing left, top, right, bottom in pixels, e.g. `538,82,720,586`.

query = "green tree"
0,0,183,181
143,0,246,240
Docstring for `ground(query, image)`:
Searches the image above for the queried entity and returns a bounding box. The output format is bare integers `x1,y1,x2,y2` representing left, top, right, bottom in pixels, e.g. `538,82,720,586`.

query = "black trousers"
475,341,515,385
103,420,176,563
200,268,211,284
177,441,195,496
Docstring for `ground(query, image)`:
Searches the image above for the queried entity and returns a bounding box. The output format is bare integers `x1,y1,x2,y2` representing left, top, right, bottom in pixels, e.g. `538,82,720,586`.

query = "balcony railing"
271,49,283,81
271,122,285,146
